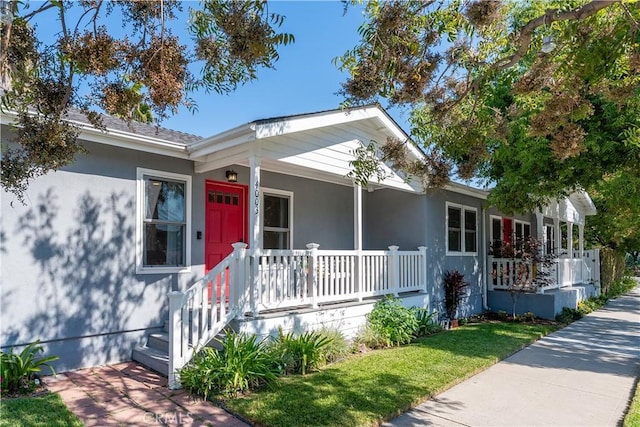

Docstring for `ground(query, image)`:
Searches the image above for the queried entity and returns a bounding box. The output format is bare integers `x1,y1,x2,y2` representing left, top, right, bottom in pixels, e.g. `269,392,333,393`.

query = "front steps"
132,321,230,377
132,325,170,376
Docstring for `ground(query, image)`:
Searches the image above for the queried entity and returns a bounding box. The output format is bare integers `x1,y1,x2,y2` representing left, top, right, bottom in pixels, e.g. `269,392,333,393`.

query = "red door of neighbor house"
205,181,248,300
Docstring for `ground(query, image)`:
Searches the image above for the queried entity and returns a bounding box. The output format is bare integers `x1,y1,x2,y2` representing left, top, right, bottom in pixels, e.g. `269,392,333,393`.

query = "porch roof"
188,104,425,193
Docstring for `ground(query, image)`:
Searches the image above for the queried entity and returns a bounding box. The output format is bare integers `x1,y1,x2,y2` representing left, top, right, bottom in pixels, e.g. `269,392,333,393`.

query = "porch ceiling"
190,105,424,193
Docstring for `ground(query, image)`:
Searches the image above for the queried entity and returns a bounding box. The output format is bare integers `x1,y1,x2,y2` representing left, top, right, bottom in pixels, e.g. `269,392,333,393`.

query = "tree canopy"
337,0,639,220
0,0,293,202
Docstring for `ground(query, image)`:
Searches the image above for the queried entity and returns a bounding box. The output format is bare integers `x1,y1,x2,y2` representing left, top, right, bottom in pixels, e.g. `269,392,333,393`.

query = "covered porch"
167,106,429,386
486,192,600,318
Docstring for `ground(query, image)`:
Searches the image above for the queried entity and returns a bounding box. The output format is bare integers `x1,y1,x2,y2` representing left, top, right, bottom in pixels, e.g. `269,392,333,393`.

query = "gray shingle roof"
65,109,202,145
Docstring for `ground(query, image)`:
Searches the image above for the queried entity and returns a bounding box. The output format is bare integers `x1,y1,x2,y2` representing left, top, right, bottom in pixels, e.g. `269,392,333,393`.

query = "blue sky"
162,1,412,138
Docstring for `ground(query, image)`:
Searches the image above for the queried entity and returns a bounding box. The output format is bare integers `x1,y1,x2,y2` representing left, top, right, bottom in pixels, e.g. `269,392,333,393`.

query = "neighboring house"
0,105,599,385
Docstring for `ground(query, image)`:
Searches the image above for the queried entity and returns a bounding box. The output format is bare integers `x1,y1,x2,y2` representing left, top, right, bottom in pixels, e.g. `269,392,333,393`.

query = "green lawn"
625,381,640,427
224,322,557,427
0,393,83,427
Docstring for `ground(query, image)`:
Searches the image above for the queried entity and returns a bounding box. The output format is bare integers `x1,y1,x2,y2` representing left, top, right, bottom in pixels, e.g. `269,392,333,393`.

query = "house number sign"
254,180,260,215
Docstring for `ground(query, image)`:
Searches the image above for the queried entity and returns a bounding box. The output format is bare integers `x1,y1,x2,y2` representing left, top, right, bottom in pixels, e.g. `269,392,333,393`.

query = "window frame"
260,187,294,250
136,168,192,274
445,202,478,256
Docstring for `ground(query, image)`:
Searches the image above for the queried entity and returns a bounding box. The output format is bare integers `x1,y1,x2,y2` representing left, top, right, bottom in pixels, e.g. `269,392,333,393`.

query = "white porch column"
354,183,363,301
353,183,363,250
535,210,544,248
249,156,262,250
567,221,574,258
578,224,584,258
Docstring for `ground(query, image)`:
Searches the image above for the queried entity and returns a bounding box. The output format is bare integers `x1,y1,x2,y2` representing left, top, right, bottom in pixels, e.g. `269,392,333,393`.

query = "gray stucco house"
0,105,599,384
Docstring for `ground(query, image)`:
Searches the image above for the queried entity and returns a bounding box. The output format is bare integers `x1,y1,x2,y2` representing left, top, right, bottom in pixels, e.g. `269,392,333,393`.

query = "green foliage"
623,381,640,427
179,332,278,398
0,341,58,396
497,310,508,320
414,308,442,336
271,329,331,375
522,312,536,322
315,327,350,365
443,270,469,320
365,296,419,346
607,276,637,299
224,322,557,427
556,306,583,324
0,393,84,427
601,248,627,294
1,0,294,202
352,323,392,351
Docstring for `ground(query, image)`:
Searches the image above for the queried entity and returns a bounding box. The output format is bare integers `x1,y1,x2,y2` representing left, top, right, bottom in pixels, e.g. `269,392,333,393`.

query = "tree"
337,0,640,215
0,0,294,202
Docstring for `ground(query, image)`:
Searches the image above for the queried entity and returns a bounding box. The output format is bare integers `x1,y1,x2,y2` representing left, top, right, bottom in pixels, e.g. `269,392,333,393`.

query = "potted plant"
443,270,469,328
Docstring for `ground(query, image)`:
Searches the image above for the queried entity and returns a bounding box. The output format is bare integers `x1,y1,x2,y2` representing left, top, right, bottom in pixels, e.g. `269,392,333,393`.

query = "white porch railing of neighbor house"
488,248,600,293
167,243,427,387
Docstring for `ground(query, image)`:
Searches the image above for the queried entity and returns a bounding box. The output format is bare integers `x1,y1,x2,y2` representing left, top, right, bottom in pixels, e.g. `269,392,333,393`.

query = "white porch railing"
168,243,427,387
488,249,600,293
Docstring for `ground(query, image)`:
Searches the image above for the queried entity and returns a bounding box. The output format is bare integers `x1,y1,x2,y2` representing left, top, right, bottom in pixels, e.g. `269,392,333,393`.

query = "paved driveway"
385,282,640,426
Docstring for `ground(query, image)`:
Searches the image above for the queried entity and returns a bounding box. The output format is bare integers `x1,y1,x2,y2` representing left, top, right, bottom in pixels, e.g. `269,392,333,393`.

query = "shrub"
315,327,350,364
271,329,331,375
607,276,636,299
366,296,418,346
443,270,469,320
556,307,582,324
522,312,536,322
414,308,441,336
497,310,508,320
0,341,59,396
179,332,278,398
352,324,392,350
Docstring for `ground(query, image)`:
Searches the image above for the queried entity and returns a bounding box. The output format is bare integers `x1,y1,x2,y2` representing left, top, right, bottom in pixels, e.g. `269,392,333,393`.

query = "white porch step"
132,345,169,377
147,331,169,354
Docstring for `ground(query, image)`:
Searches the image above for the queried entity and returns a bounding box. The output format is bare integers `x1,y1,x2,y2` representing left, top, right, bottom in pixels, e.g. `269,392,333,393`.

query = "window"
446,203,477,255
514,220,531,250
262,189,293,250
137,168,191,273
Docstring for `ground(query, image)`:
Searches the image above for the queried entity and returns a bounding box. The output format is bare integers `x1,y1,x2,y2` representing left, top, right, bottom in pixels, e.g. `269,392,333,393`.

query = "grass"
0,393,83,427
224,322,557,427
625,381,640,427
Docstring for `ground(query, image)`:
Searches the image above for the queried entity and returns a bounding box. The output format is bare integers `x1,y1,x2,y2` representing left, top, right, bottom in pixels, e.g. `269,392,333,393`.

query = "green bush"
270,329,331,375
0,341,59,396
555,307,582,324
607,276,636,299
497,310,508,320
315,327,350,365
179,332,278,398
366,296,419,346
414,308,441,336
522,312,536,322
352,324,392,350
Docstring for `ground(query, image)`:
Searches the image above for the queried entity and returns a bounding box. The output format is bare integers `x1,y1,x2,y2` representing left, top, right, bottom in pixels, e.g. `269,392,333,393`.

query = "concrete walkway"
386,283,640,427
46,361,249,426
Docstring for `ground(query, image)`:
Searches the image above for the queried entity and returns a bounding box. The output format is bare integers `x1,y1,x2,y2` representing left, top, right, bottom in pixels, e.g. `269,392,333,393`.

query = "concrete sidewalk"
385,283,640,427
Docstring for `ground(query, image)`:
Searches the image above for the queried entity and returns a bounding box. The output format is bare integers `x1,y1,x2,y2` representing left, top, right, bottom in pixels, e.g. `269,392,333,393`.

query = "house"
0,105,599,386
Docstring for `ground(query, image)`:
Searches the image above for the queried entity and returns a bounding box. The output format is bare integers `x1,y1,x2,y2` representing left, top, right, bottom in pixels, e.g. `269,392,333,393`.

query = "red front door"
205,181,248,298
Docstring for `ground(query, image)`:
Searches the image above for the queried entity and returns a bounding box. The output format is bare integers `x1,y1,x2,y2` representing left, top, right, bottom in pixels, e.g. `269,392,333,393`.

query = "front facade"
0,105,599,378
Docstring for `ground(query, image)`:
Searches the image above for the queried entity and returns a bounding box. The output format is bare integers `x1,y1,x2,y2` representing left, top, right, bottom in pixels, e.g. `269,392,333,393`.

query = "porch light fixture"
541,35,556,53
225,169,238,183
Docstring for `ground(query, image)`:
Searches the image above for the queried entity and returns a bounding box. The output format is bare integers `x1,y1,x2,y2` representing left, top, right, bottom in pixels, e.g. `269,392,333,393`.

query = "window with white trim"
262,189,293,250
446,203,477,255
137,168,191,273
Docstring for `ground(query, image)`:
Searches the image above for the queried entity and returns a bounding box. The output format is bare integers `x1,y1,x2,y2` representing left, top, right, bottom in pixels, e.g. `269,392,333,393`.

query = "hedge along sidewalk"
221,322,557,427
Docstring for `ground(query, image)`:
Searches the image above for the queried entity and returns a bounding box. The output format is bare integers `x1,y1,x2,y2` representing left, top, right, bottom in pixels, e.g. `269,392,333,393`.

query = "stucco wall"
364,188,427,251
425,189,487,318
1,137,196,371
